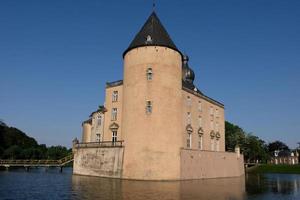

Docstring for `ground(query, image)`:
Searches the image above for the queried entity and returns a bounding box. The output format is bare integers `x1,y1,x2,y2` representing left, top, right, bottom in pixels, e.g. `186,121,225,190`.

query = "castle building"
73,12,244,180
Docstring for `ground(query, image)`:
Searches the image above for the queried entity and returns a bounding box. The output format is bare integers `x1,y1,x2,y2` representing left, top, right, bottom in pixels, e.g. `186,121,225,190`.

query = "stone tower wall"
121,46,183,180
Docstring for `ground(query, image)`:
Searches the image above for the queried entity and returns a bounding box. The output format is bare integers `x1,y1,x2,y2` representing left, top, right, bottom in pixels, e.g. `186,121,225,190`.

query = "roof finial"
152,0,156,12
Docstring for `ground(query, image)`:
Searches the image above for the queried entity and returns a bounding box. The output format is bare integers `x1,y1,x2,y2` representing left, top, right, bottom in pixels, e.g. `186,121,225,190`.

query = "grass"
250,164,300,174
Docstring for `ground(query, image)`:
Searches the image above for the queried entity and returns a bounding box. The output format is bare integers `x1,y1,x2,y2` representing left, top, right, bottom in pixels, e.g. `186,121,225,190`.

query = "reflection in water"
72,175,246,200
1,168,300,199
246,173,300,199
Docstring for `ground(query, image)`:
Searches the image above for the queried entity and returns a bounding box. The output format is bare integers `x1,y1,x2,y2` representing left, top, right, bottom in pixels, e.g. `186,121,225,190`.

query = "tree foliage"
225,121,271,163
0,122,71,160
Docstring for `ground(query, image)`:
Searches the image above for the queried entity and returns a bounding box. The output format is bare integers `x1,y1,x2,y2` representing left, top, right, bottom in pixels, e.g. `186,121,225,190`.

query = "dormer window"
146,35,152,44
146,68,153,80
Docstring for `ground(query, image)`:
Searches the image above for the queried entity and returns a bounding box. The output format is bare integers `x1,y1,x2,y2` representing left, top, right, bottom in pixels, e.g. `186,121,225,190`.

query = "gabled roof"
123,12,181,57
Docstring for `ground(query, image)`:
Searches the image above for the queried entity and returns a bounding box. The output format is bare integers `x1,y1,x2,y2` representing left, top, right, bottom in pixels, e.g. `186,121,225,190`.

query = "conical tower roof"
123,12,181,57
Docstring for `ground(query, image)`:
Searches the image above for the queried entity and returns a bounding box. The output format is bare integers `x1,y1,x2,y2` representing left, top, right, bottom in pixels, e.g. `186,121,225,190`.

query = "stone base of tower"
73,145,244,180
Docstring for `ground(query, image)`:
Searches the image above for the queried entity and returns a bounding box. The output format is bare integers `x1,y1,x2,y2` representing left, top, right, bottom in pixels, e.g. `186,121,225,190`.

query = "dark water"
0,168,300,200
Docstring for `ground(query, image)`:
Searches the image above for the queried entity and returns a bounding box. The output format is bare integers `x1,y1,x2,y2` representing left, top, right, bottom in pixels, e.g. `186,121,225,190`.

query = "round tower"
121,12,183,180
82,120,91,143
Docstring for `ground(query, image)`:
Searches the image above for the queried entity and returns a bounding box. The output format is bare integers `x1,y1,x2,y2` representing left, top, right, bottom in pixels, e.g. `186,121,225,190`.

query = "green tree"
3,145,22,159
268,141,289,153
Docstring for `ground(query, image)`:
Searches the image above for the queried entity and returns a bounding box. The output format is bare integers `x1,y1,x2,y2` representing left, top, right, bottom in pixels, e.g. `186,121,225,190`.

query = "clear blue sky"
1,0,299,148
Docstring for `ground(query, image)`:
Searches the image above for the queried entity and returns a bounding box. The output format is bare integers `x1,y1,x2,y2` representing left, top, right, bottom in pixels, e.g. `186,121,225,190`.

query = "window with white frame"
187,96,191,106
111,108,117,121
97,116,102,126
198,116,202,127
112,131,117,143
187,132,192,148
146,68,153,80
96,133,101,142
198,101,202,112
187,112,191,124
198,134,203,150
146,100,152,114
112,91,118,102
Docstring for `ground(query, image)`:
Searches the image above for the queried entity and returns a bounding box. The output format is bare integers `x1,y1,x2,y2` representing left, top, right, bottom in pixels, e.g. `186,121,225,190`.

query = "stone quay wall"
73,147,124,178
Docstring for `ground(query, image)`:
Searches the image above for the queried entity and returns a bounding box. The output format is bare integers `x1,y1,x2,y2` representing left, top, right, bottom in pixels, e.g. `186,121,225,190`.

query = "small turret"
182,55,195,84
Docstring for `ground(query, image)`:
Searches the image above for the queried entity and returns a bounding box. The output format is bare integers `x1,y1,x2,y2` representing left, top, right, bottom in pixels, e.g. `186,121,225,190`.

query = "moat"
0,168,300,200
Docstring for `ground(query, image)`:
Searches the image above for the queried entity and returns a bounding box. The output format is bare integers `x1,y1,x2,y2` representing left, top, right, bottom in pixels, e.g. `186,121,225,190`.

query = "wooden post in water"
60,166,63,173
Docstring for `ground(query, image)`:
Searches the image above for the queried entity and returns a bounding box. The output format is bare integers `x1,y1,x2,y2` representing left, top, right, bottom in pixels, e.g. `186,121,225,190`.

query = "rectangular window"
187,133,192,148
111,108,117,121
146,100,152,114
198,101,202,112
216,109,219,117
97,116,102,126
187,112,191,124
112,131,117,144
146,68,153,80
96,133,101,142
112,91,118,102
198,135,203,150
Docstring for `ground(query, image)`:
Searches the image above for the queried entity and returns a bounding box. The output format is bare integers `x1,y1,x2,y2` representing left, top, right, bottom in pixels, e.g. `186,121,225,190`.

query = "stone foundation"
73,147,124,178
180,149,244,180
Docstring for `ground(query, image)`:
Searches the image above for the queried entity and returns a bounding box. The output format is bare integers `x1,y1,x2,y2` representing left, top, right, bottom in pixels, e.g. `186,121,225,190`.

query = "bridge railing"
0,153,74,166
73,140,124,148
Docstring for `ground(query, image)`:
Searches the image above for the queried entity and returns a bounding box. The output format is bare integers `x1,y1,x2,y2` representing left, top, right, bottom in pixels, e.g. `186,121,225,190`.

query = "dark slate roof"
106,80,123,88
123,12,181,57
278,150,292,157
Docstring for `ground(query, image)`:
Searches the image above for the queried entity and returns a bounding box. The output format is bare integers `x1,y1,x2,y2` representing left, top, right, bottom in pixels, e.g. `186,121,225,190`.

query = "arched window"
146,100,152,114
146,68,153,80
198,133,203,150
198,101,202,112
210,131,215,151
187,96,191,106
